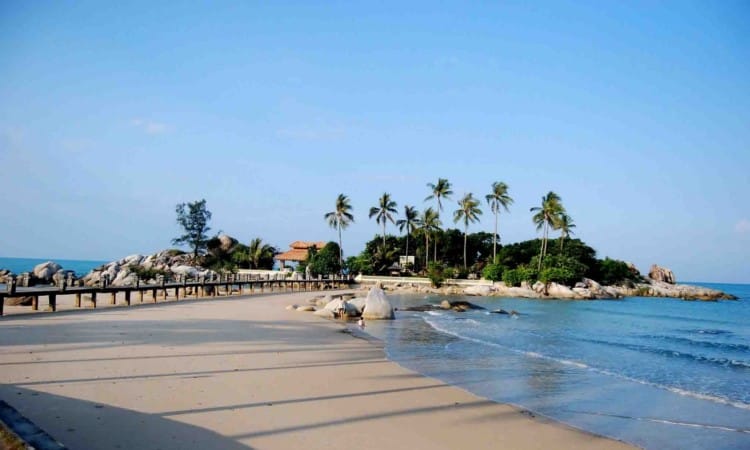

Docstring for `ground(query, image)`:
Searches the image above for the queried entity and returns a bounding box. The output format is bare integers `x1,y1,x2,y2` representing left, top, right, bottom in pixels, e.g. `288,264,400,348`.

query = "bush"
502,266,536,286
345,255,373,275
502,269,522,287
427,262,446,288
538,267,575,285
595,258,642,286
442,267,468,279
482,263,506,282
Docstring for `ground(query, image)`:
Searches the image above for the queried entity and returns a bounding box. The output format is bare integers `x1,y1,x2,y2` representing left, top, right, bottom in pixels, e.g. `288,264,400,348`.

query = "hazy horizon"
1,2,748,283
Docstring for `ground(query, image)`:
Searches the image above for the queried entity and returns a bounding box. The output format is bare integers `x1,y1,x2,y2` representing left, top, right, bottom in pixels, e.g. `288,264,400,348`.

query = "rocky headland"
356,264,737,301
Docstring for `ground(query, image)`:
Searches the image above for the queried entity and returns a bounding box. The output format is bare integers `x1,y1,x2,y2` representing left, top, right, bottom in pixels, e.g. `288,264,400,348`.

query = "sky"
1,1,748,283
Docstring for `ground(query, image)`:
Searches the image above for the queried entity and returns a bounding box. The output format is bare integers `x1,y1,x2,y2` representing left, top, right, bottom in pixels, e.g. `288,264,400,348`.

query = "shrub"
502,269,522,287
427,262,446,288
595,258,642,286
443,267,456,279
538,266,575,285
482,263,506,282
454,267,469,279
502,266,537,286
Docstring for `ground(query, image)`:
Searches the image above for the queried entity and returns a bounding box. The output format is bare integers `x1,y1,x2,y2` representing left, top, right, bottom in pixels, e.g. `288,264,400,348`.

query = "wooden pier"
0,275,353,317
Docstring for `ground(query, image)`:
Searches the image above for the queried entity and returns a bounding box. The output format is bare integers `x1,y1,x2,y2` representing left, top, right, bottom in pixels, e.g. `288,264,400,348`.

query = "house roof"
275,241,327,262
288,241,326,250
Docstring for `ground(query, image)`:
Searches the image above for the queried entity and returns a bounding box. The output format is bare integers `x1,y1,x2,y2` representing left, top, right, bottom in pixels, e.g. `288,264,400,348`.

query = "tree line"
171,179,640,287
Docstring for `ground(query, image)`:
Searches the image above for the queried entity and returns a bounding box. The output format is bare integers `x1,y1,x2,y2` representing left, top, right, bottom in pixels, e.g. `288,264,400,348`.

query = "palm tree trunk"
463,226,468,269
405,232,410,267
382,221,386,247
425,233,429,270
493,210,498,263
338,224,343,271
538,222,547,272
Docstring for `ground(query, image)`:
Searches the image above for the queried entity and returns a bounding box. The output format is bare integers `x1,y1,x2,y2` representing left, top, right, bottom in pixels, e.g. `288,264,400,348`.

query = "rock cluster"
288,288,395,320
648,264,676,284
361,263,736,301
0,262,74,287
81,250,215,287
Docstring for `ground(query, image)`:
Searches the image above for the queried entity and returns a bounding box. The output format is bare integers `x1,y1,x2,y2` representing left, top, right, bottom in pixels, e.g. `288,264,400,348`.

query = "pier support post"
75,292,82,308
32,296,38,311
110,291,117,305
48,294,56,312
91,292,97,308
125,290,131,306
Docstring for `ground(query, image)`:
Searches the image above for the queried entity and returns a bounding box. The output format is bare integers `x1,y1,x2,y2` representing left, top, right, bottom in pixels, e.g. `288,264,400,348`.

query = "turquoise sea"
363,283,750,450
0,257,106,277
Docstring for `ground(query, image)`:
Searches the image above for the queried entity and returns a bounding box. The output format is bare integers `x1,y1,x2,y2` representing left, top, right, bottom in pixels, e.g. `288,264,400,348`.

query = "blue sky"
1,1,748,283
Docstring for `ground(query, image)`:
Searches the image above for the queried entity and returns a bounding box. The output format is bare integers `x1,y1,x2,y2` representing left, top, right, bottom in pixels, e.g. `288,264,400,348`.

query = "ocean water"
363,283,750,450
0,257,106,277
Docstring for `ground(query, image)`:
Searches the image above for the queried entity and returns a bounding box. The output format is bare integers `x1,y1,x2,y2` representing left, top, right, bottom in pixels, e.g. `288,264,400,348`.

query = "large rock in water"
649,264,676,284
33,261,62,282
323,298,360,317
362,287,395,320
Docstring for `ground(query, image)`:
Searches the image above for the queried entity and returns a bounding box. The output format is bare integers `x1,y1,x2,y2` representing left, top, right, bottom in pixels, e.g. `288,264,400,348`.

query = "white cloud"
735,219,750,234
130,118,168,135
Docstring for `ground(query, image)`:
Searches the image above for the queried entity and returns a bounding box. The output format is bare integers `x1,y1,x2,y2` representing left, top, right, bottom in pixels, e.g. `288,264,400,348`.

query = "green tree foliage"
232,238,277,269
530,191,565,270
345,255,373,275
425,178,453,260
324,194,354,270
538,267,575,285
396,205,420,264
369,192,398,247
482,263,507,282
453,193,483,269
417,207,441,268
427,262,446,288
594,258,642,286
502,265,537,287
540,254,589,285
306,242,342,277
172,199,212,259
485,181,513,262
557,213,576,252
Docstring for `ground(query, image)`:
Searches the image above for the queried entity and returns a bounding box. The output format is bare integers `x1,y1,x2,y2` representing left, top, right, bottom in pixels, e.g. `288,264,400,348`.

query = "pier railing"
0,274,354,317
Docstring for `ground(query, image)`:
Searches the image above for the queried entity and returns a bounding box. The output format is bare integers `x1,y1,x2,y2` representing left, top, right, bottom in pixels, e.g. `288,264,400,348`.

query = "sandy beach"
0,290,635,449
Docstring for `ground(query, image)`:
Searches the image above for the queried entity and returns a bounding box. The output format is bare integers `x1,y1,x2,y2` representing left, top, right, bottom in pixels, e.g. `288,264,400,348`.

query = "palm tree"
417,207,440,270
557,213,576,252
369,193,398,247
247,237,276,269
396,205,420,270
530,191,565,271
324,194,354,269
453,193,483,269
485,181,513,262
425,178,452,262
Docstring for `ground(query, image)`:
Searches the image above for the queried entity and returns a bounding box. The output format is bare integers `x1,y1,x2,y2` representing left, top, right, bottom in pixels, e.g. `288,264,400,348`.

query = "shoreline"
354,276,738,301
0,290,636,449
